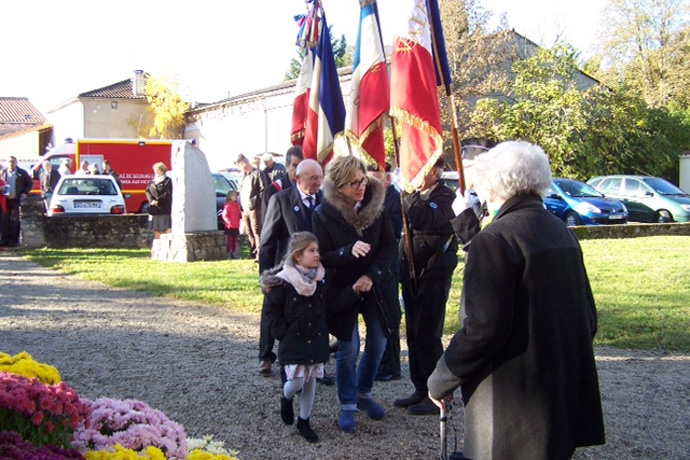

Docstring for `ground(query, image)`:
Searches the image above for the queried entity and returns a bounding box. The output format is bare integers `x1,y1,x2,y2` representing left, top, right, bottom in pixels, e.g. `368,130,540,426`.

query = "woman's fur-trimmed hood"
321,174,386,236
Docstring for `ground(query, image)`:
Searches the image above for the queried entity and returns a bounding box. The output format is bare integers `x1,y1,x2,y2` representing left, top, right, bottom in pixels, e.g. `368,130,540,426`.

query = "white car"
48,175,127,216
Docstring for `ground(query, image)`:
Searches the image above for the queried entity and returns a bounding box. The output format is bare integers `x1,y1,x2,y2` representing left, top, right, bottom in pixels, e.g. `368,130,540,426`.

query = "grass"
17,235,690,352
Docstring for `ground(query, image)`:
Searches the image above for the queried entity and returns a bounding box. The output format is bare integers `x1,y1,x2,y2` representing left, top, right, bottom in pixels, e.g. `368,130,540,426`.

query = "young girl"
222,190,241,259
260,232,329,443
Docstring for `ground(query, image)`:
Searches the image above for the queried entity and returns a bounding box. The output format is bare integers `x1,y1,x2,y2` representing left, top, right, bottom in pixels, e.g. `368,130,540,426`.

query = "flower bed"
0,351,240,460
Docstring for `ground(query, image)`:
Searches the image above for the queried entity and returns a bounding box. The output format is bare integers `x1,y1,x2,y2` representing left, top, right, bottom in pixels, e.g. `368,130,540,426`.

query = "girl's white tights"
283,376,317,420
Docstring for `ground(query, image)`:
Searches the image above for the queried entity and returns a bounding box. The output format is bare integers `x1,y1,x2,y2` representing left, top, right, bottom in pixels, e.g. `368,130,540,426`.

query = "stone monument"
151,141,226,262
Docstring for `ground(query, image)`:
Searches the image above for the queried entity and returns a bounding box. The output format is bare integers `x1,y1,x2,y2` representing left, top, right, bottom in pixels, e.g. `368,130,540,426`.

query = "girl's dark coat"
312,176,398,340
262,276,330,366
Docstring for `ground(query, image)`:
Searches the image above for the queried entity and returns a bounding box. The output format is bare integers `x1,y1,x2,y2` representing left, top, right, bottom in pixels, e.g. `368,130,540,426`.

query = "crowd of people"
246,141,605,459
2,141,606,458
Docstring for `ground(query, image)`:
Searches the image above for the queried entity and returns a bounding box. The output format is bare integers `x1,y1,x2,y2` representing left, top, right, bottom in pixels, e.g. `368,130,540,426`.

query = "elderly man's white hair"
474,140,552,202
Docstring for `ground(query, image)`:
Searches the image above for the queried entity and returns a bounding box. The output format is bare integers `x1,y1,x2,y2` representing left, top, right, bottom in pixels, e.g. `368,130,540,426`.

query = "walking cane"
440,400,449,460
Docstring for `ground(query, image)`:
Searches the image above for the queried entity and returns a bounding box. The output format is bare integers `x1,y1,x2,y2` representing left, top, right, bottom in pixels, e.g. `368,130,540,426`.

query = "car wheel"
564,211,581,226
140,202,150,214
654,210,673,223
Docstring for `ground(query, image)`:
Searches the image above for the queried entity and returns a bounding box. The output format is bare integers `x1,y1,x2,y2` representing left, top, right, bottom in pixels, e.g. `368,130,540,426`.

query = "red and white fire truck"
32,138,174,213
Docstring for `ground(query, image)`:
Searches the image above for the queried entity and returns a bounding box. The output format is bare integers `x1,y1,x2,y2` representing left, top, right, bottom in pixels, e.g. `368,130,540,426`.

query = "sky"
2,0,606,115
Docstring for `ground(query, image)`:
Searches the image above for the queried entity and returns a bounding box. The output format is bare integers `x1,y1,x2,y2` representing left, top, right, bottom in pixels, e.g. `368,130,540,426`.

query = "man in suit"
257,158,324,376
261,146,303,213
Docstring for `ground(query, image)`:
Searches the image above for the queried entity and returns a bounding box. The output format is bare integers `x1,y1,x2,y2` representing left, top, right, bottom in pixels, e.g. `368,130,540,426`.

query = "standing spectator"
145,162,173,239
222,190,241,259
394,158,458,415
262,152,287,183
102,160,122,190
428,141,605,460
258,158,323,376
57,158,72,177
0,156,33,246
261,232,329,443
39,161,61,211
368,163,403,382
262,146,303,210
0,174,7,241
88,163,101,175
78,160,90,175
312,155,398,433
235,153,268,262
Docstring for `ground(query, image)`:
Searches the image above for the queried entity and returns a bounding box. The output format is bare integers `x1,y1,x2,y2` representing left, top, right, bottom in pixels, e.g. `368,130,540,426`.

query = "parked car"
213,173,238,230
47,175,127,216
543,178,628,226
587,175,690,223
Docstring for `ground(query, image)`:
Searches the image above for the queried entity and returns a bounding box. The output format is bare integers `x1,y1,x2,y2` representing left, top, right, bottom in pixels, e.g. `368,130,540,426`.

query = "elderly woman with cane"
428,141,605,460
312,155,398,433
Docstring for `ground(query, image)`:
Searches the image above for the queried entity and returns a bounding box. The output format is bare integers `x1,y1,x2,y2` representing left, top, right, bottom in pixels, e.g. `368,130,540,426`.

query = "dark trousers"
1,198,20,245
402,273,453,394
258,300,277,364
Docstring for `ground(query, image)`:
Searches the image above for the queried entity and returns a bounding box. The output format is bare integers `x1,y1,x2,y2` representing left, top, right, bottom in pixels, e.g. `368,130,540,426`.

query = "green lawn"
18,235,690,352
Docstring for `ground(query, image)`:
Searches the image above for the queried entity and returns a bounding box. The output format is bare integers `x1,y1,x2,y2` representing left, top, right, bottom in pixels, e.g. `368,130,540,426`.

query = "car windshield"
554,180,603,198
642,178,687,195
58,178,118,196
213,175,236,194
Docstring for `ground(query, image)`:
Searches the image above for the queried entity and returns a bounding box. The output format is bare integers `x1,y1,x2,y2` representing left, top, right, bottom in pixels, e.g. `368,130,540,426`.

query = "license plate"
74,201,101,209
609,214,624,219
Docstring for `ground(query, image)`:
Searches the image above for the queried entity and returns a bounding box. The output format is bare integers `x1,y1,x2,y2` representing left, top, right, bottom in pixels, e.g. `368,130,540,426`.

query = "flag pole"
425,1,466,194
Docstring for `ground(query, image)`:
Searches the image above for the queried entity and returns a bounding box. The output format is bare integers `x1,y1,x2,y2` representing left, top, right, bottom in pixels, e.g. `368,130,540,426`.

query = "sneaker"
357,397,385,420
259,360,272,376
297,417,319,442
280,395,294,425
407,397,439,416
393,392,425,408
338,410,356,432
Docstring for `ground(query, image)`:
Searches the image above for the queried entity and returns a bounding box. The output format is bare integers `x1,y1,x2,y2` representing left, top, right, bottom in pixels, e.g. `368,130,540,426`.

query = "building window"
111,101,118,109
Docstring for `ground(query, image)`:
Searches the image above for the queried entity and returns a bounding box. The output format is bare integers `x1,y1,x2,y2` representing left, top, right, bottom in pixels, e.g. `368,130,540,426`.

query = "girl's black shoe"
297,417,319,442
280,395,294,425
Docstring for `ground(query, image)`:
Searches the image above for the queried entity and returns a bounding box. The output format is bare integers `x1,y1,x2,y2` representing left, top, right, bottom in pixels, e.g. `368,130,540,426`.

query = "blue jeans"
336,299,388,410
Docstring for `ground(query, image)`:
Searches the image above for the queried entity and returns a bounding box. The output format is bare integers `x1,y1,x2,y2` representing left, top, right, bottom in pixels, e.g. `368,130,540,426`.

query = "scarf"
277,263,325,296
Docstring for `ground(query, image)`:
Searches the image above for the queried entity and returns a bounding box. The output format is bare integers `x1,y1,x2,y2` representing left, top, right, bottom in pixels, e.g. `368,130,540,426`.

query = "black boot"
280,395,294,425
297,417,319,443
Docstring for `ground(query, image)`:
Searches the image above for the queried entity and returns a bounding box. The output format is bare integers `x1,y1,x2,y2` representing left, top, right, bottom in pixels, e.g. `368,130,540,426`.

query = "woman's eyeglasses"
347,176,368,189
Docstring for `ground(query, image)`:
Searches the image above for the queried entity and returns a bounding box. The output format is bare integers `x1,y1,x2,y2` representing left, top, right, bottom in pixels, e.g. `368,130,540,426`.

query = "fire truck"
32,138,174,213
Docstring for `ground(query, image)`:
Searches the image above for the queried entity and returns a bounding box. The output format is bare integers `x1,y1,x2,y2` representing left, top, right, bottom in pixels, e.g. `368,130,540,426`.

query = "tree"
437,0,517,166
143,75,189,139
283,31,352,81
592,0,690,108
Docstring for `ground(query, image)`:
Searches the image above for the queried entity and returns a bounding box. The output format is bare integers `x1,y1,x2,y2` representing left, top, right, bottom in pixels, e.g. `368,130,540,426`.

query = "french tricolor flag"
302,12,346,164
345,0,390,169
390,0,448,189
290,47,314,147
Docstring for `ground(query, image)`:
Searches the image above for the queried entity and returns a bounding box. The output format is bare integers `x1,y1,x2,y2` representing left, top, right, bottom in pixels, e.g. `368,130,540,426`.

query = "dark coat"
428,195,605,460
262,271,330,366
400,182,458,282
0,166,33,198
259,187,322,272
145,176,172,215
240,168,268,212
312,176,398,340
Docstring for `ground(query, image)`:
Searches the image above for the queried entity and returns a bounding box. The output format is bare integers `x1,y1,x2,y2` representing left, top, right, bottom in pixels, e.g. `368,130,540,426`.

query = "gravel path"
1,252,688,460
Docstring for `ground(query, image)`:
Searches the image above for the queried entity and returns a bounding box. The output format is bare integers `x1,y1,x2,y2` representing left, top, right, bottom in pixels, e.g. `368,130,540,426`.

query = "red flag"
390,0,444,188
291,48,314,146
344,0,390,169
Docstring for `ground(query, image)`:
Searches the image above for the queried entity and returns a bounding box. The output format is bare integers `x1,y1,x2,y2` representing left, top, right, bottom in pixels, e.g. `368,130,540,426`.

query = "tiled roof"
0,97,46,125
79,78,146,99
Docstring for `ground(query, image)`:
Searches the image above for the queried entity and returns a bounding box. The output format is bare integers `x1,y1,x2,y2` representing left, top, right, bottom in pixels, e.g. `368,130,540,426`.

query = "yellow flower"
187,450,239,460
0,351,61,384
84,445,166,460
